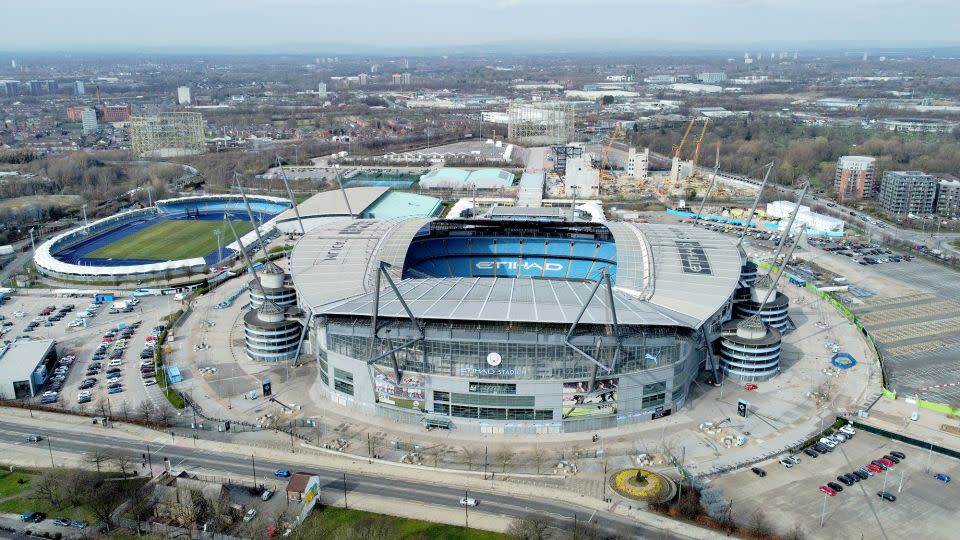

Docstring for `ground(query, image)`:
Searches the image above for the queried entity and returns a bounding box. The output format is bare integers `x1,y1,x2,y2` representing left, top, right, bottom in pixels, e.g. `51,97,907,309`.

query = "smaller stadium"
35,195,291,282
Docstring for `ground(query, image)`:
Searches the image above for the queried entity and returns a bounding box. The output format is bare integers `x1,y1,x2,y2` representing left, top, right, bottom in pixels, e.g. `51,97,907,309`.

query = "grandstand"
290,216,744,433
34,195,291,283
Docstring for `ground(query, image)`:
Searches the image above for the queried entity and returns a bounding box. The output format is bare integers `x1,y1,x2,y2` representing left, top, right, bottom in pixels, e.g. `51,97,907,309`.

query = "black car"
803,448,819,458
814,442,831,453
853,471,869,480
890,451,906,460
844,473,860,483
878,491,896,502
838,475,854,486
751,467,766,477
827,481,844,492
884,454,900,464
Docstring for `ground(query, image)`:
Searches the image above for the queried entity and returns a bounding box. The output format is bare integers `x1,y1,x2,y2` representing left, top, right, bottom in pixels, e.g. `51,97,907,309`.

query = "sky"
4,0,959,52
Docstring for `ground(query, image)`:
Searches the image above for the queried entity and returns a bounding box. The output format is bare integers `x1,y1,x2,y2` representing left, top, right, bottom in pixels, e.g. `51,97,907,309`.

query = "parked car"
933,473,951,483
52,517,71,527
261,489,274,501
274,469,291,477
803,448,819,458
26,434,42,442
871,460,888,471
744,383,758,390
779,458,794,468
884,454,900,464
879,457,894,467
826,482,844,492
878,491,896,502
819,485,836,496
859,466,874,477
867,463,883,473
243,509,257,522
19,512,45,523
853,471,869,481
838,475,854,486
460,497,479,507
69,520,88,529
751,467,766,477
890,451,906,460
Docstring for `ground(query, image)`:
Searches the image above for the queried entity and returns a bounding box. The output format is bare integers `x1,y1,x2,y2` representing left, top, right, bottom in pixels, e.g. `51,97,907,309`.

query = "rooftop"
0,339,55,380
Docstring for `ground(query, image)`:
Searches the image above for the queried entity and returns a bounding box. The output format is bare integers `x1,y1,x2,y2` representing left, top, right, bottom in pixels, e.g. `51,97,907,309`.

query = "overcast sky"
5,0,958,52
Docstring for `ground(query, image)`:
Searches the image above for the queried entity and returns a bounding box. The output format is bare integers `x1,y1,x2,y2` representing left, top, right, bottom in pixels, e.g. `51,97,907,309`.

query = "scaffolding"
508,102,574,146
130,112,205,158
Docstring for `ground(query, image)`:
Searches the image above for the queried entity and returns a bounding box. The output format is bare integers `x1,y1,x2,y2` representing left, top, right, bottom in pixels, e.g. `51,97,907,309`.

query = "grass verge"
291,506,506,540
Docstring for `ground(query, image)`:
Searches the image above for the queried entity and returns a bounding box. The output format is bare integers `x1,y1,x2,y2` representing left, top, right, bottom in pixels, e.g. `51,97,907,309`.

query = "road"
0,419,695,539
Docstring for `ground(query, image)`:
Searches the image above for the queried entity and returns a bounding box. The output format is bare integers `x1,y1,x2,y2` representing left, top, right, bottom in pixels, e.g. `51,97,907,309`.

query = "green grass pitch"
89,219,254,261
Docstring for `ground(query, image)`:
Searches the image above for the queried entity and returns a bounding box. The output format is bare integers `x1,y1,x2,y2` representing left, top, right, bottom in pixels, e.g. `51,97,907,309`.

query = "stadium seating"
403,235,617,281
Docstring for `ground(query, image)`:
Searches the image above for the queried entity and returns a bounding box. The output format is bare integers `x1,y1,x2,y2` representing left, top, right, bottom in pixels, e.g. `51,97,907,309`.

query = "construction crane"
599,123,623,194
690,118,710,178
669,117,697,185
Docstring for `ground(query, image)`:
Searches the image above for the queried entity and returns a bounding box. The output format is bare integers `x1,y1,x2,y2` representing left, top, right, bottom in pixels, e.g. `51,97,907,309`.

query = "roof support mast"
275,156,305,234
737,161,775,245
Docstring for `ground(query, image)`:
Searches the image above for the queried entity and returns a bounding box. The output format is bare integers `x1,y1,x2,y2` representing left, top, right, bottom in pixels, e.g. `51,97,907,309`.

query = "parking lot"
712,429,959,540
0,292,175,416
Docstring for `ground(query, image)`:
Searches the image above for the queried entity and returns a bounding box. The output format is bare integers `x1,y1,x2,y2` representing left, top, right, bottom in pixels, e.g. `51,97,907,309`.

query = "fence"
850,419,960,461
113,516,245,540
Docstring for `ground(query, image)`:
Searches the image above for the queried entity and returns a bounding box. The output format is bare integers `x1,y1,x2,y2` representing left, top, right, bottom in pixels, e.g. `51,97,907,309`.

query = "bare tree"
32,470,64,506
137,400,156,422
107,449,133,477
532,446,547,474
495,447,515,474
423,445,442,467
506,512,553,540
86,447,110,474
747,510,773,539
461,446,476,471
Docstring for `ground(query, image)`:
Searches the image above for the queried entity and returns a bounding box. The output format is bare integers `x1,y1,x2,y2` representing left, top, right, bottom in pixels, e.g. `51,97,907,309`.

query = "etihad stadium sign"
474,261,564,272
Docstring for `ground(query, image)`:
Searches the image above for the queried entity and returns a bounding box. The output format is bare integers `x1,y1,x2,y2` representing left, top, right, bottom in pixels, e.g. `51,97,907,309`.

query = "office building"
878,171,937,215
358,73,368,86
29,80,44,95
834,156,877,202
391,73,402,85
80,108,98,135
697,72,727,83
401,72,411,86
47,80,58,93
935,175,960,218
317,82,327,96
72,80,85,95
176,86,191,105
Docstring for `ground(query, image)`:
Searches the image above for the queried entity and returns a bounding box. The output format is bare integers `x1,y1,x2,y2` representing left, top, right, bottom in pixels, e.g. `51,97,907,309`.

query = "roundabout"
609,468,676,503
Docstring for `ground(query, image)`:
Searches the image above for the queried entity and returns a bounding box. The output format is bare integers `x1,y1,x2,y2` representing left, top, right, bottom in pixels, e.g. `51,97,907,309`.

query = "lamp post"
214,228,222,265
81,204,88,227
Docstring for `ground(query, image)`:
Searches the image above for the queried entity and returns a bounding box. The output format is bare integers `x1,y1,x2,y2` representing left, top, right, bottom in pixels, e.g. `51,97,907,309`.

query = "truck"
110,300,129,310
0,287,16,294
0,245,14,256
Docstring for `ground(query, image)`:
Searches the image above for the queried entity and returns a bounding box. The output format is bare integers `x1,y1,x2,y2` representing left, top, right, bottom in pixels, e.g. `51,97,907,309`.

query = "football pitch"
88,219,254,261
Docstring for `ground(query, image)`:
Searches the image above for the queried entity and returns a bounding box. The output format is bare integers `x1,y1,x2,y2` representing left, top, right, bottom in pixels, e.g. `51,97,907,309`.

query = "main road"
0,419,698,539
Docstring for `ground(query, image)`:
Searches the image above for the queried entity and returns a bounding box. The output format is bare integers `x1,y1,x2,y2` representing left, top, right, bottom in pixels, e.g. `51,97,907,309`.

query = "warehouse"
0,339,58,400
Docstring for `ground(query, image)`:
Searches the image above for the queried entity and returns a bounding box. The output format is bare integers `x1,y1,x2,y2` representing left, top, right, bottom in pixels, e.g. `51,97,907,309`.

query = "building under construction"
507,102,574,146
130,112,205,158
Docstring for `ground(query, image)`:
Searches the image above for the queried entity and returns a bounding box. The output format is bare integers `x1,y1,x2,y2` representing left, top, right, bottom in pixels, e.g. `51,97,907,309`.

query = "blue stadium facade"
291,217,744,434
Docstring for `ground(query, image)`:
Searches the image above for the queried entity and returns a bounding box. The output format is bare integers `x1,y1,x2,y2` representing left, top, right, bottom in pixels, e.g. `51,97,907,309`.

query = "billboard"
299,475,321,522
562,378,618,418
374,369,425,410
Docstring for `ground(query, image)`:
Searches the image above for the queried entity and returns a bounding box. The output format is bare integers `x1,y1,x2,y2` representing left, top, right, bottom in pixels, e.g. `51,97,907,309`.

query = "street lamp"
81,204,88,227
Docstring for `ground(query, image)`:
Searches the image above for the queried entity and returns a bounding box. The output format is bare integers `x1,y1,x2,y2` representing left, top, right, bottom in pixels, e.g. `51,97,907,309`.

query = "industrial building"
766,201,844,235
418,168,515,191
289,216,743,433
625,147,649,179
507,102,575,146
0,339,58,400
878,171,937,215
130,112,205,158
834,156,877,202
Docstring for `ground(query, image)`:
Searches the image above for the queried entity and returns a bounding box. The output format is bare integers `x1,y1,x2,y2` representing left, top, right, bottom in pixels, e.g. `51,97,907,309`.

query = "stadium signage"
459,366,528,377
675,240,712,275
474,261,564,272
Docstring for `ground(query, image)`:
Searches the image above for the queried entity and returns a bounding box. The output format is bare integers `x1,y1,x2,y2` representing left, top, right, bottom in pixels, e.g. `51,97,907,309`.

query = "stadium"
291,216,745,433
34,195,291,283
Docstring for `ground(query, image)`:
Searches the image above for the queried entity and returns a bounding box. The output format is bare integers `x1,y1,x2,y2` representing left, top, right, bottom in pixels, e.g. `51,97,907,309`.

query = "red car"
866,463,882,473
819,485,837,496
879,458,894,467
744,384,759,390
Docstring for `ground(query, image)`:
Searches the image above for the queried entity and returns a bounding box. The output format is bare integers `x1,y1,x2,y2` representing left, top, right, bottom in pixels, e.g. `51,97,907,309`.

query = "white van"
108,359,123,367
820,437,837,448
840,425,856,436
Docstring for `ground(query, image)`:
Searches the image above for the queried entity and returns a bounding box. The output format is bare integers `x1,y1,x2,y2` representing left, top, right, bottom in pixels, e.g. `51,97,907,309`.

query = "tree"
507,513,553,540
137,400,156,422
495,447,515,474
86,447,110,474
87,477,126,530
747,510,773,539
461,446,476,471
32,470,64,506
531,446,547,474
107,449,133,477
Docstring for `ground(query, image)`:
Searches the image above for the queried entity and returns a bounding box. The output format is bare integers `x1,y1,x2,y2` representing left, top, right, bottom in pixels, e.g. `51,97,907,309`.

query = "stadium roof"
275,187,389,232
290,218,742,329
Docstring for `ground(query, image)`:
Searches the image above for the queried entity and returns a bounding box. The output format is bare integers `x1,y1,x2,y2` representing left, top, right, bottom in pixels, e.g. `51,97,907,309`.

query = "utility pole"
367,433,372,464
464,490,469,529
29,228,35,253
343,473,349,509
289,423,295,453
146,444,153,476
484,446,488,480
573,513,578,539
251,455,257,489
